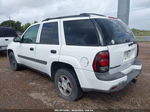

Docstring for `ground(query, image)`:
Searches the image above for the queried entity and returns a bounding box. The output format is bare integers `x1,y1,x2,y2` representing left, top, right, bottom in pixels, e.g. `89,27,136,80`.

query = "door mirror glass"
13,37,21,42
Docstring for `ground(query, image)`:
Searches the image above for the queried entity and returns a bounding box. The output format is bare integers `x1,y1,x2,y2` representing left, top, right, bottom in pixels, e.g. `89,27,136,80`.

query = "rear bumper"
108,69,141,92
77,59,142,92
95,59,141,81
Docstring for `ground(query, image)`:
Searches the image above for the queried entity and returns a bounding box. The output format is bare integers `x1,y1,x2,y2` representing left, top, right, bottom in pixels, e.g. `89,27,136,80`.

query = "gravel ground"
0,42,150,110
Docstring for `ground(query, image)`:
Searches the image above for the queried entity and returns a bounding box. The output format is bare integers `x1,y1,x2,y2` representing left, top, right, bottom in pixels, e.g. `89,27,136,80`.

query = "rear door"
35,20,61,74
95,18,137,74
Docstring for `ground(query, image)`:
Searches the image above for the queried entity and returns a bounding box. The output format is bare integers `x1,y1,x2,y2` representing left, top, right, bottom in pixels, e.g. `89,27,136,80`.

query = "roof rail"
80,13,106,17
42,14,89,22
42,13,106,22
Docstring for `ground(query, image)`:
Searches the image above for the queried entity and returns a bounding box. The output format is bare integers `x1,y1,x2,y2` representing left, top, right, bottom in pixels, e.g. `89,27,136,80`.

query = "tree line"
0,20,38,33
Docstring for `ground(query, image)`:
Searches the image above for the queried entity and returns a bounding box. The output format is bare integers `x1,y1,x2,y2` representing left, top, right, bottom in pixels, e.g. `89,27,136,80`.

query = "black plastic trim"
110,65,121,69
18,55,47,65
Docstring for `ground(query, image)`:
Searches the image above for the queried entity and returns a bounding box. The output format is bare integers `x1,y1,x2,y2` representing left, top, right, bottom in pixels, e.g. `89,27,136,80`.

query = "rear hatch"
0,37,14,46
95,18,138,74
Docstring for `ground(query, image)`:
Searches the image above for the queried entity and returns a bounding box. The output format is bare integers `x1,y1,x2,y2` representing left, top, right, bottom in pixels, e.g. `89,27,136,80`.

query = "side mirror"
13,37,21,42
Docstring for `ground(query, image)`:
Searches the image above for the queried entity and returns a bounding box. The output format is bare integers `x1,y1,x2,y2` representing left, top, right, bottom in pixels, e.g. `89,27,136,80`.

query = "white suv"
0,27,18,51
7,13,142,101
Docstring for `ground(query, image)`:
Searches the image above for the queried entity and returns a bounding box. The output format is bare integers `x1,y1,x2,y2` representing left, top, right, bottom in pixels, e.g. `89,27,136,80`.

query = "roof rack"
42,13,105,22
42,14,89,22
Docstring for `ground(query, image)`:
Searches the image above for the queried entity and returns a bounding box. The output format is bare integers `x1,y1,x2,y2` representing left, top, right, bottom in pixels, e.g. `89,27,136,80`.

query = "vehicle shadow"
20,66,52,82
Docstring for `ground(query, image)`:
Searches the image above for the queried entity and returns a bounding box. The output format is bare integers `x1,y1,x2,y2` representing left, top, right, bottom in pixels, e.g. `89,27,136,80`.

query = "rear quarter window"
63,19,100,46
95,19,136,45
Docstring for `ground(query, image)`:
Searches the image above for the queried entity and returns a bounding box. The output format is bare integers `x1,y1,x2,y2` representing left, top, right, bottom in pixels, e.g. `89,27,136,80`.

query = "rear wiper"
128,41,137,46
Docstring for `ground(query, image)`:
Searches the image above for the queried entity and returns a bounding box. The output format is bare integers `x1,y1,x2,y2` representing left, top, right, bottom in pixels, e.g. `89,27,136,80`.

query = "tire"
54,69,83,101
8,52,20,71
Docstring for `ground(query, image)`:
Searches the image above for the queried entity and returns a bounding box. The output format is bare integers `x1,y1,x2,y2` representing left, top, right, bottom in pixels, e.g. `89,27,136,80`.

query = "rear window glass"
95,19,136,45
0,27,18,37
40,22,59,45
63,19,99,46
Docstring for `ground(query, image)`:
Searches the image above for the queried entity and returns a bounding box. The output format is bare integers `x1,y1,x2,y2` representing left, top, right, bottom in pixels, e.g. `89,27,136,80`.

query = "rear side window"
63,19,99,46
96,19,136,45
40,22,59,45
0,28,18,37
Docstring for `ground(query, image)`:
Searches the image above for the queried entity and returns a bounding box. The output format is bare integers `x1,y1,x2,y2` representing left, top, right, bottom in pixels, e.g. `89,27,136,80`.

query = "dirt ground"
0,42,150,110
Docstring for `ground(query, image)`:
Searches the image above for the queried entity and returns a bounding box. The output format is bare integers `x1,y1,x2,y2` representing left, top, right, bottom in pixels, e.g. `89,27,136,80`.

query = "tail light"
137,43,139,57
93,51,109,73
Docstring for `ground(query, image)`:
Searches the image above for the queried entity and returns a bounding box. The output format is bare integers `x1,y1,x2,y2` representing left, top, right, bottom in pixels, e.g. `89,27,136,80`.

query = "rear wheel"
8,52,20,71
54,69,83,101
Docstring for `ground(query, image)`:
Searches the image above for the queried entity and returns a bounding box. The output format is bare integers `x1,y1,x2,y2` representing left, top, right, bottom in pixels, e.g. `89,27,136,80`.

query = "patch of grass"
136,36,142,41
132,29,150,36
132,28,150,36
136,36,150,42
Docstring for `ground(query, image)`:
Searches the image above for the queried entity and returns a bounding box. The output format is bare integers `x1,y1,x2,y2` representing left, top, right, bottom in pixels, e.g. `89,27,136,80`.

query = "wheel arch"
7,49,20,64
51,61,83,91
51,61,77,80
7,49,14,54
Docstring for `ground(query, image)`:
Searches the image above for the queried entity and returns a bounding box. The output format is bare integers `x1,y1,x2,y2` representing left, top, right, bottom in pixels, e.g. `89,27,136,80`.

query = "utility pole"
117,0,130,25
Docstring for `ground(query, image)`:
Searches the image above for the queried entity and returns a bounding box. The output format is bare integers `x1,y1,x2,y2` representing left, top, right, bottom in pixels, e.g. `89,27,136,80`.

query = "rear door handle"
5,39,9,41
30,48,34,51
51,50,57,54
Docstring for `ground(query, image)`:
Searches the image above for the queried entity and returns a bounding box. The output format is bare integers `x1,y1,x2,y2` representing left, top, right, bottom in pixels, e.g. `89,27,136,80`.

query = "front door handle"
30,48,34,51
5,39,9,41
51,50,57,54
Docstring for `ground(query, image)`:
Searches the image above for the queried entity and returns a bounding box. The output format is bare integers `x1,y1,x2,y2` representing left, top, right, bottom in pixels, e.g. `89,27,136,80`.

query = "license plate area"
124,48,136,61
124,50,132,60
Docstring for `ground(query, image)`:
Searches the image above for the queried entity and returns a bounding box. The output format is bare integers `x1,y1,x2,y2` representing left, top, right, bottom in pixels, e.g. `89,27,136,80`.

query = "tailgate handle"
51,50,57,54
5,39,9,41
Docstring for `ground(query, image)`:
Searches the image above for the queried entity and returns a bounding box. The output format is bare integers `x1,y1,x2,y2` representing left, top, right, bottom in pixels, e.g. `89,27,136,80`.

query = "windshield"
95,19,136,45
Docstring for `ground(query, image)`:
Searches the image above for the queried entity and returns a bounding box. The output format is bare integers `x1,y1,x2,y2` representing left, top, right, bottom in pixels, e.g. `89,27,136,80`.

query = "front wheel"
55,69,83,101
8,52,20,71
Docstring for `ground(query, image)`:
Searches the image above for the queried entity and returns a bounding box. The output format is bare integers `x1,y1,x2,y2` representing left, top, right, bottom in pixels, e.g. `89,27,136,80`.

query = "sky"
0,0,150,30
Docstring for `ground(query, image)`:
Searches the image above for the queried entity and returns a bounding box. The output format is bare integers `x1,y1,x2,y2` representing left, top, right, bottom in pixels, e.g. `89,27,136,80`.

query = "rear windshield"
95,19,136,45
0,28,18,37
